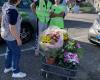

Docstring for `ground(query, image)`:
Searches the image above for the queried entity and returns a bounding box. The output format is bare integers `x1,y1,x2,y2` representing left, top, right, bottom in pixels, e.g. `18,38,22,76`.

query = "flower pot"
46,57,55,64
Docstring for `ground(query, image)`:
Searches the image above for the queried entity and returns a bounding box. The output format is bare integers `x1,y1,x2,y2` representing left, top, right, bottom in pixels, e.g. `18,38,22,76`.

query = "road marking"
66,17,94,22
67,32,88,36
73,35,87,39
0,53,6,57
69,34,87,40
0,47,35,57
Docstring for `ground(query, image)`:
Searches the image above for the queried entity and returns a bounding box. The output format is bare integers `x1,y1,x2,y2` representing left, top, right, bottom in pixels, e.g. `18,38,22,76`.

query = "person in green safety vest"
31,0,52,56
49,0,65,29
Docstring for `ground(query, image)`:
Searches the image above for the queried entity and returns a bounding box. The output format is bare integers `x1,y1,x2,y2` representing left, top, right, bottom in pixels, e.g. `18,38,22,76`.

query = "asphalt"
0,13,100,80
65,13,98,23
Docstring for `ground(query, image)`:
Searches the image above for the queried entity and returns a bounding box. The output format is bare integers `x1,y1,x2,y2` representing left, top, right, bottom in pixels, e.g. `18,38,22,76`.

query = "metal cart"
40,56,79,80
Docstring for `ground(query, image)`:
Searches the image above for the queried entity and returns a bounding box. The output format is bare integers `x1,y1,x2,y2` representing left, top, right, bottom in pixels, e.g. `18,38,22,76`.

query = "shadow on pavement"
64,20,93,28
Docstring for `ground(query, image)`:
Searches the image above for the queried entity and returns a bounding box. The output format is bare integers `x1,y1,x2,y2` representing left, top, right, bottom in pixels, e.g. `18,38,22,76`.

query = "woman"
31,0,52,56
1,0,26,78
49,0,65,29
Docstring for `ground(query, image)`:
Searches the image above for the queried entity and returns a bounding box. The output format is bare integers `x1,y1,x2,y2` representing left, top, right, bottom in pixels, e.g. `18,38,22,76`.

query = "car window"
18,0,32,9
0,0,7,6
0,0,32,9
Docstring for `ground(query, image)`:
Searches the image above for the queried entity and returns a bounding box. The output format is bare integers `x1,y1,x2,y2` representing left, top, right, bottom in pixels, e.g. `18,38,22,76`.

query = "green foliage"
20,12,28,18
80,2,95,13
80,2,93,7
80,7,95,13
64,40,77,52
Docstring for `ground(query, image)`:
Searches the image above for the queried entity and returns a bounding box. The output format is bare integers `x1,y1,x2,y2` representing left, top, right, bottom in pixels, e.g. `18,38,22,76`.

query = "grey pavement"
0,51,41,80
65,13,99,23
0,13,100,80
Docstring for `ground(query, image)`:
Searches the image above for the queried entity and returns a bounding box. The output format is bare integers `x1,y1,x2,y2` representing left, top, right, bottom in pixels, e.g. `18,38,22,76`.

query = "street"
0,13,100,80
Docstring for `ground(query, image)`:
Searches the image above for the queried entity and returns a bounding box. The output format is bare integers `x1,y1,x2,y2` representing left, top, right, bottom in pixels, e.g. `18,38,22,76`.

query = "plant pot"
46,57,55,64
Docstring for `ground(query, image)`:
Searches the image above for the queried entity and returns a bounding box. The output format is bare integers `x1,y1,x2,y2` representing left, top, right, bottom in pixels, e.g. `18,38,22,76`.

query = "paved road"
0,13,100,80
65,13,98,23
64,19,100,80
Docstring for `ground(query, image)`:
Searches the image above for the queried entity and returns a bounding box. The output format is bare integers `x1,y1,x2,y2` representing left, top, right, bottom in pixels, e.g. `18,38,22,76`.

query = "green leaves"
64,40,77,52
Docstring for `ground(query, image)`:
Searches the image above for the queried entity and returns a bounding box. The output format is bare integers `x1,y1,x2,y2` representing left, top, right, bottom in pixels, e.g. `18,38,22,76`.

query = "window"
0,0,7,6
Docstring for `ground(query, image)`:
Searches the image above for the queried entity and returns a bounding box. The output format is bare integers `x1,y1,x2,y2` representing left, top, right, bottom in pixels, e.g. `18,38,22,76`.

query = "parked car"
88,13,100,45
0,0,37,44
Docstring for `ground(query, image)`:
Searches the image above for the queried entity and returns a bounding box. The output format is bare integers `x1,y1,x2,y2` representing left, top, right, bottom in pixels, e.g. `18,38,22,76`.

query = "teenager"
49,0,65,29
1,0,26,78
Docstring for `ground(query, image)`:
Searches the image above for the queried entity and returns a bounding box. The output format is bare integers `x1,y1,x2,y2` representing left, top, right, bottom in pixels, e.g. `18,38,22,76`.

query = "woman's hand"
50,11,65,18
9,24,22,46
16,38,22,46
49,11,54,18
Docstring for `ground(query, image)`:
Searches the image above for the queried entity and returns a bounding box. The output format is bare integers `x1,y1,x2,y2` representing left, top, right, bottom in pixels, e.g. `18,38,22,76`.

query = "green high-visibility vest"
36,0,52,24
49,5,66,29
46,0,52,23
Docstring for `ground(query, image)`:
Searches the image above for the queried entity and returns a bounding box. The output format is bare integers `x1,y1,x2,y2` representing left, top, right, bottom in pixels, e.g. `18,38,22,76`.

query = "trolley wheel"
41,71,47,80
62,77,74,80
62,77,68,80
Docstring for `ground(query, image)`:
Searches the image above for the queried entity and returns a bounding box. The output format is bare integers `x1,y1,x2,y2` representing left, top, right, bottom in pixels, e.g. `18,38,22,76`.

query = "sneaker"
12,72,27,78
35,49,39,56
4,67,12,73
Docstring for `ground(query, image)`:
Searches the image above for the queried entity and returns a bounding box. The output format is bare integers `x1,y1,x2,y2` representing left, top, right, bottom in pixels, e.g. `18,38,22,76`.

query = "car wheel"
89,39,100,46
20,22,33,44
88,38,98,45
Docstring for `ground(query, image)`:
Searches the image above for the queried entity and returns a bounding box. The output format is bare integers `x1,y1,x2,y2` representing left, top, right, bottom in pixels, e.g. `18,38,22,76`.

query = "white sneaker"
4,67,12,73
12,72,27,78
35,49,39,56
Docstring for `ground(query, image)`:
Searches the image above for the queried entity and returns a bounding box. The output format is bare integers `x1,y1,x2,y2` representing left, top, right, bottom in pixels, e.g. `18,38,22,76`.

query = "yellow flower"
63,33,68,41
46,35,51,43
41,35,51,43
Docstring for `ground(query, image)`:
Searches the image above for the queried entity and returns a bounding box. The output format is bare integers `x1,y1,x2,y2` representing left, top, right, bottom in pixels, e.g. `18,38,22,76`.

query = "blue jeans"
5,40,21,73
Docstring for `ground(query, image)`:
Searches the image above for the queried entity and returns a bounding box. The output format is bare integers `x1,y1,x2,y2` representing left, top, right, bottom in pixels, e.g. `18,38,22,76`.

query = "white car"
88,13,100,45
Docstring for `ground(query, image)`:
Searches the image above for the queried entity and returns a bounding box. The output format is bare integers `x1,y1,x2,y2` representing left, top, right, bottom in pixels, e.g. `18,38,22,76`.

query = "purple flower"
65,52,79,64
64,51,68,57
76,43,81,48
69,53,75,59
64,58,68,62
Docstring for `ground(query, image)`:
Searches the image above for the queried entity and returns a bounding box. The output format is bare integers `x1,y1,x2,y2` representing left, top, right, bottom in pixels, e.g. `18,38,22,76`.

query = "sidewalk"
65,13,98,22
